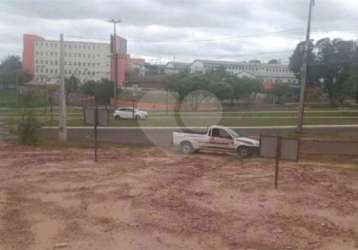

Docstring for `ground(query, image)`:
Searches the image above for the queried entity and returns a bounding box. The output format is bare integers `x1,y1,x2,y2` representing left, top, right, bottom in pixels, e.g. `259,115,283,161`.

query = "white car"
173,125,260,157
113,107,148,120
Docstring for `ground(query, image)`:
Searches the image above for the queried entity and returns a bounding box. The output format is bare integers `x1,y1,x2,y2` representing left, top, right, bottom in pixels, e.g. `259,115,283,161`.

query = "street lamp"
108,18,122,102
132,84,138,119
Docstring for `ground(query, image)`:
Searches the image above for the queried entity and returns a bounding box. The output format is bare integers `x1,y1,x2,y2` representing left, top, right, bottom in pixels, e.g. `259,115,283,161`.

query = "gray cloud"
1,0,358,62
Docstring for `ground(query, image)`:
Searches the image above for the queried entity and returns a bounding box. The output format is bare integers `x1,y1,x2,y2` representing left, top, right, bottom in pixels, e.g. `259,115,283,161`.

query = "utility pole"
15,72,18,107
297,0,315,134
59,34,67,142
109,19,121,102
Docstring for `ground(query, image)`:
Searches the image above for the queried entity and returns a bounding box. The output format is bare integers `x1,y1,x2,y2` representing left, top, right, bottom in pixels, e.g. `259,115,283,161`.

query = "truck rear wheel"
181,141,194,154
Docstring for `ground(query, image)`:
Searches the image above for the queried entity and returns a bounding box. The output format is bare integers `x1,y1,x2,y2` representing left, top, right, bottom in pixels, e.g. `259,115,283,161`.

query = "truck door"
208,128,235,150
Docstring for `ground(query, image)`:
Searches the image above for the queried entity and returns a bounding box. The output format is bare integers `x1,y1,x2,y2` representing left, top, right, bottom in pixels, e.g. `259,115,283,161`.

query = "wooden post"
132,98,135,120
94,105,98,162
275,136,282,189
59,34,67,142
49,96,53,126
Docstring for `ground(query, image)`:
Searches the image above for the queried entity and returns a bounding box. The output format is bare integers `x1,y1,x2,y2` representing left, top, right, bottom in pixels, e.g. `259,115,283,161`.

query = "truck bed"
178,129,207,135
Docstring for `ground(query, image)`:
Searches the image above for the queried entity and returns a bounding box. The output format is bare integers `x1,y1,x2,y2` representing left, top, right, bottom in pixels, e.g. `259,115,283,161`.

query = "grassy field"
1,106,358,128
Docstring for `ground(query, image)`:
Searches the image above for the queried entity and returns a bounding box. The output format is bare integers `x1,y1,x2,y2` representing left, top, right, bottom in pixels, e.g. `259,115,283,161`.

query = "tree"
144,63,163,75
80,80,96,96
344,65,358,103
209,82,233,101
165,73,211,110
289,40,316,83
315,38,356,104
80,79,117,105
205,66,228,81
65,76,80,101
290,38,358,105
0,56,22,72
249,59,261,64
226,76,261,104
0,56,32,87
268,59,279,64
271,83,291,104
94,79,116,105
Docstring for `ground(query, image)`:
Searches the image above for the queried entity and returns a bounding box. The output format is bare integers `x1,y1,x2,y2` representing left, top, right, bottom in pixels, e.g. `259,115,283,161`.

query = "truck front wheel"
181,141,194,154
237,146,251,158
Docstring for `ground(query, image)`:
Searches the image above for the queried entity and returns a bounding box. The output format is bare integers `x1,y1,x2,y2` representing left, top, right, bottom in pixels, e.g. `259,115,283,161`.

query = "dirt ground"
0,143,358,250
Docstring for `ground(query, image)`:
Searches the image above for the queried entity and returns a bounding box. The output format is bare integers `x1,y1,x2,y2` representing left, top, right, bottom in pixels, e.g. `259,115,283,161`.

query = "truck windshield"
226,128,246,138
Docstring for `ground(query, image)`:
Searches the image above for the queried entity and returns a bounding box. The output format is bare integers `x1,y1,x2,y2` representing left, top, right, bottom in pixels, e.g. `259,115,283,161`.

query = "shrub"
17,114,42,145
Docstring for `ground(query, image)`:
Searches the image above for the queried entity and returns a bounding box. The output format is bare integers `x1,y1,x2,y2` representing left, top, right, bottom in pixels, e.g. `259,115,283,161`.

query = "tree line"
164,66,294,108
2,37,358,107
290,37,358,105
0,56,32,87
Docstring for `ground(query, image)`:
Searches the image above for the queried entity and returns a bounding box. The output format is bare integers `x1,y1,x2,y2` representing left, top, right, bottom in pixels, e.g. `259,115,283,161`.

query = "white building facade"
34,40,110,83
23,34,127,86
190,60,298,84
164,62,190,75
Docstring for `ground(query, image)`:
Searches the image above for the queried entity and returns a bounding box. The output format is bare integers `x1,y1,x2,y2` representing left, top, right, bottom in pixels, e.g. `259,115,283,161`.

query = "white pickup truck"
173,125,260,157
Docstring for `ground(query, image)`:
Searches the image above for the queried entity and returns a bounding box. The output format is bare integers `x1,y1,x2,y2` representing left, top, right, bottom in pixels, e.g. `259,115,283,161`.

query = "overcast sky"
1,0,358,64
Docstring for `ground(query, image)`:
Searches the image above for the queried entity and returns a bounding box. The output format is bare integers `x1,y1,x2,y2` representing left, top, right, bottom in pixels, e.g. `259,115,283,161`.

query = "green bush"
17,114,42,145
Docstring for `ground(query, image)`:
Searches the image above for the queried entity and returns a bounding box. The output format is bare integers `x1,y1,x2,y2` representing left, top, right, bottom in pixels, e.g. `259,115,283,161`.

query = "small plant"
17,114,42,145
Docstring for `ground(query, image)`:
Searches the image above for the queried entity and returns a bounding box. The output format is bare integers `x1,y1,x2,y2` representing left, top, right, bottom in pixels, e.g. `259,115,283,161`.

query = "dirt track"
0,143,358,250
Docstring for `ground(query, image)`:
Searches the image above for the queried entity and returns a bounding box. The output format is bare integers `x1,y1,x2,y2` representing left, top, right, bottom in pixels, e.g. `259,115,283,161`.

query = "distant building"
126,57,146,77
22,34,127,86
164,61,190,75
190,59,298,85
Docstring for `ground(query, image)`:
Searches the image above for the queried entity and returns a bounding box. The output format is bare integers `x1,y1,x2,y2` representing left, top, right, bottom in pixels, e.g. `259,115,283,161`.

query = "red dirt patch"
0,142,357,250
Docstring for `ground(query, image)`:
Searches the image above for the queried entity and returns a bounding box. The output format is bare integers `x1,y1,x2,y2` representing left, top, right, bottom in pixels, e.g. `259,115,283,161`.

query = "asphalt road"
41,125,358,156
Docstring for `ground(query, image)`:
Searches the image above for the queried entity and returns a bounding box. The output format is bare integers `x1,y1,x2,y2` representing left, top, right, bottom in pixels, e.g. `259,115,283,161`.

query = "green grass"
0,90,17,107
0,89,52,108
1,106,358,128
36,116,358,128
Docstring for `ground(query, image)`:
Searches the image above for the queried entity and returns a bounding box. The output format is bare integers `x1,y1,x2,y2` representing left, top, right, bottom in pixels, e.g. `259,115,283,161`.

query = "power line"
65,28,304,45
65,25,358,46
129,28,305,44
